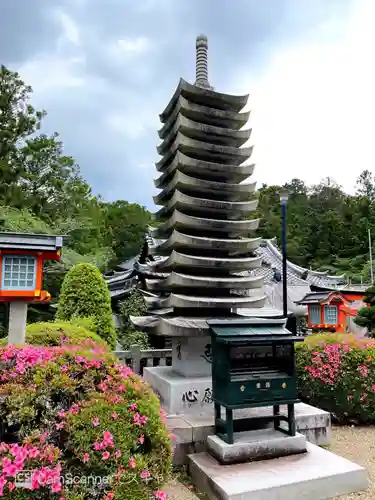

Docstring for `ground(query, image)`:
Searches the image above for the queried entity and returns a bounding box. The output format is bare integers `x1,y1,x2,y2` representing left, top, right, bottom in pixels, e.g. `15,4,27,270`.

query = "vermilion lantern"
0,232,63,344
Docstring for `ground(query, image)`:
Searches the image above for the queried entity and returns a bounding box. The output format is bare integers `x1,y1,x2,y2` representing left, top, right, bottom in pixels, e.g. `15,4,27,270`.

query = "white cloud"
17,56,86,94
232,0,375,193
105,107,159,140
56,11,81,46
109,37,152,60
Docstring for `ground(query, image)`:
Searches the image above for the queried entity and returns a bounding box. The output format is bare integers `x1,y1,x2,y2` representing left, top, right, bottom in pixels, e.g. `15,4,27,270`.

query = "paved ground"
165,425,375,499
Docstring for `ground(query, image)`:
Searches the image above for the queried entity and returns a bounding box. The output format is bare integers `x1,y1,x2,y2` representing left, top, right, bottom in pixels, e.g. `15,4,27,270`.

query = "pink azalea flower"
27,447,39,460
102,451,110,461
154,491,167,500
140,470,151,480
52,482,62,493
82,453,90,463
115,450,121,458
138,435,145,445
69,404,79,415
0,476,7,496
128,456,136,468
140,415,147,425
112,412,119,420
133,413,141,425
106,493,115,500
92,417,100,427
2,458,18,477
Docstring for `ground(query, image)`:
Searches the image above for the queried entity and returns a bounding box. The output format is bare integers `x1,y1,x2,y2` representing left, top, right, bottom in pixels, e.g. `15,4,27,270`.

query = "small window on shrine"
1,255,37,291
324,305,338,325
309,305,321,324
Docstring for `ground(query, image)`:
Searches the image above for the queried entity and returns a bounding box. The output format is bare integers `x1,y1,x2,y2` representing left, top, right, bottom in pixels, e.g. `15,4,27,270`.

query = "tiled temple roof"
104,232,347,305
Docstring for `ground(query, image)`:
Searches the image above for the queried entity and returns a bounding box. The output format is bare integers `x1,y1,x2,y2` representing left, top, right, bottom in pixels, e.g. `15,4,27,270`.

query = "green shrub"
1,319,110,351
296,333,375,424
0,344,172,498
117,328,150,350
297,332,362,350
355,285,375,336
117,289,150,349
57,263,116,349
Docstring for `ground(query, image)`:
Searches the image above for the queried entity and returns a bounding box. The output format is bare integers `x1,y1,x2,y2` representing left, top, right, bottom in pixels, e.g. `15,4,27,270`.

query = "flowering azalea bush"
296,333,375,423
0,342,172,498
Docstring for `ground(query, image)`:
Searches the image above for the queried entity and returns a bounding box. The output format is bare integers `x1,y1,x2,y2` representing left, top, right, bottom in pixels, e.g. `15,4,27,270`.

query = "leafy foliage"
0,342,172,498
56,263,117,349
117,289,150,349
354,285,375,335
296,333,375,424
25,319,109,349
257,175,375,280
0,65,152,318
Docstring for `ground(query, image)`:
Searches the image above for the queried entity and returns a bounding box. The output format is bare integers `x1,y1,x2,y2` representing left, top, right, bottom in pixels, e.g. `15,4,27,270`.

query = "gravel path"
330,425,374,499
164,478,201,500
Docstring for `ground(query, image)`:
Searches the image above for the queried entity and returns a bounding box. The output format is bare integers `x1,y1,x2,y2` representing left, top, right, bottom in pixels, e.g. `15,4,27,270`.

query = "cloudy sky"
1,0,374,209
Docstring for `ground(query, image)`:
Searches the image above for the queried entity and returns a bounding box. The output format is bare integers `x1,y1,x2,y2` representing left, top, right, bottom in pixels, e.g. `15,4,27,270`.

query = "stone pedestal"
8,301,28,345
172,336,212,377
207,429,307,465
143,366,212,415
166,401,331,466
189,442,368,500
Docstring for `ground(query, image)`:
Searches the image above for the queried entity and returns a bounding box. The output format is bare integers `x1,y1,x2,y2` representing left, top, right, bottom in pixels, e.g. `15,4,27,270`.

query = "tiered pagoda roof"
129,36,267,337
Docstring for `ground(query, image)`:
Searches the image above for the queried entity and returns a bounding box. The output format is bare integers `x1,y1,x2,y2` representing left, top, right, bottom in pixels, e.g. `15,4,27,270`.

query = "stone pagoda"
131,35,268,415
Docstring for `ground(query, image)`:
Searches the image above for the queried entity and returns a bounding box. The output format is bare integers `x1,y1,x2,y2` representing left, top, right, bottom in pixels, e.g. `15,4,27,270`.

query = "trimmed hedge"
296,333,375,424
1,319,110,351
56,263,116,349
0,343,172,498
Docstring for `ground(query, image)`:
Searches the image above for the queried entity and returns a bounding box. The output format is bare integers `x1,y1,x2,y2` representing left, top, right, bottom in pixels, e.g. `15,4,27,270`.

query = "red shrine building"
0,232,63,344
296,289,366,333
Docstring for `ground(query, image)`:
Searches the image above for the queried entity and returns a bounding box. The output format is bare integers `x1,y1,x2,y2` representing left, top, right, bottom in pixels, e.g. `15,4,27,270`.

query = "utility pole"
280,190,289,317
369,228,374,284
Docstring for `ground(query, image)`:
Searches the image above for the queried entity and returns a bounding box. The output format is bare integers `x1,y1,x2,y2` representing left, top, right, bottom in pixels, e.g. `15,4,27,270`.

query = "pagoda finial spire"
195,34,212,89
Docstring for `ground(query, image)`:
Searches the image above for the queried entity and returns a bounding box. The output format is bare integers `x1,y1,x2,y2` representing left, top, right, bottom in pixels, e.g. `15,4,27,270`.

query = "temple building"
296,288,366,333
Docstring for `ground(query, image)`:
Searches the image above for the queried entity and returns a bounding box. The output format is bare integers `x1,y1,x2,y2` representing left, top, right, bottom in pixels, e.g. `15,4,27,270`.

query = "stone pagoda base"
143,366,212,415
189,441,368,500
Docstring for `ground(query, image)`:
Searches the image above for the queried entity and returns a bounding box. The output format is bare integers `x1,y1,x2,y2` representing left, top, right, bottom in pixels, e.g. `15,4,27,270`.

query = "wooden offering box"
208,319,303,444
0,232,63,303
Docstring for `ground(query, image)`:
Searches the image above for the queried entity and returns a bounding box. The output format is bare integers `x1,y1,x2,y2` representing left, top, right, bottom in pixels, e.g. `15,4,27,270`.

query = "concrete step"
188,442,368,500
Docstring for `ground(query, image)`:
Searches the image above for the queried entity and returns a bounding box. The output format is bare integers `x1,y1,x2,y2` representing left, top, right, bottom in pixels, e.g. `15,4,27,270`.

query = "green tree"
354,285,375,336
0,65,45,206
356,170,375,201
102,200,152,267
117,288,149,349
56,263,116,348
